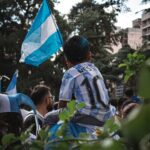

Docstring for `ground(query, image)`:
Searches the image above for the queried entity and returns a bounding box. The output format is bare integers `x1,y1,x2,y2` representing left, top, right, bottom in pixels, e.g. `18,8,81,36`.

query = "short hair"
30,85,51,106
121,100,139,118
125,88,134,97
63,36,90,64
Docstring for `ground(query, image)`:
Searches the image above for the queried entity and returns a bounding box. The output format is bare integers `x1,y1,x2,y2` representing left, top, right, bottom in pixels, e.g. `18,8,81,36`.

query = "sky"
54,0,150,28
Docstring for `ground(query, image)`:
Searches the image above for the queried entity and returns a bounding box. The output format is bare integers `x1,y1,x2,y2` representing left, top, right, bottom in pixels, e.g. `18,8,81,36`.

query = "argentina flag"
6,70,18,95
0,93,35,113
0,93,40,134
20,0,63,66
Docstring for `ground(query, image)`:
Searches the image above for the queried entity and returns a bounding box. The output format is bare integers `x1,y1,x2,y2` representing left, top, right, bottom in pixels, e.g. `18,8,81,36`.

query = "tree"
0,0,42,90
0,0,71,96
68,0,126,78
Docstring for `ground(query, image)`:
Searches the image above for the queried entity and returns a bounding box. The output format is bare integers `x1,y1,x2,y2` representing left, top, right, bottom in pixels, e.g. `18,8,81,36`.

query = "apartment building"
141,11,150,48
122,27,142,50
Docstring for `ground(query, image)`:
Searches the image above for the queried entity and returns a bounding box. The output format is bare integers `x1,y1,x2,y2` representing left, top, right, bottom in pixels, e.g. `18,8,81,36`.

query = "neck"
68,60,90,68
36,104,48,117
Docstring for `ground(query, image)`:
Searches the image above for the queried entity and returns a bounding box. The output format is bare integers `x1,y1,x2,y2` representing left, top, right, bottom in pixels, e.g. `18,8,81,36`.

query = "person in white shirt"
58,36,116,126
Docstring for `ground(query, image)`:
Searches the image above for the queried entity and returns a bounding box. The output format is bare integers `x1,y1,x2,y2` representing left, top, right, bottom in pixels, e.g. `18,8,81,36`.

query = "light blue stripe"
6,73,17,92
25,0,51,39
25,30,63,66
8,93,36,112
9,95,19,112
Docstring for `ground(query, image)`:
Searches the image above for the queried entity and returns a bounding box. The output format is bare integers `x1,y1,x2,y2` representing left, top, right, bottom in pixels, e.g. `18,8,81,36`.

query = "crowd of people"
0,36,143,144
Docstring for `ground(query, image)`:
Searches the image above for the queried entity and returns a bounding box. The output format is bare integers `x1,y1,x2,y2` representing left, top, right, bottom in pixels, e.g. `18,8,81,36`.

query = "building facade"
141,11,150,49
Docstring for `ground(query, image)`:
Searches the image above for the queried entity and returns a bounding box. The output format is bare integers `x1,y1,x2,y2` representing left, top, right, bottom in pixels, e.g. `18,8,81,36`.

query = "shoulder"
24,112,43,128
24,111,35,124
63,66,81,79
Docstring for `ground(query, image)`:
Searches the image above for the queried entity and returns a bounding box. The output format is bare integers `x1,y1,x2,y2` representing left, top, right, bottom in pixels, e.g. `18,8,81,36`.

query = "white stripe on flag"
6,86,17,95
41,15,58,44
0,94,11,113
20,15,58,61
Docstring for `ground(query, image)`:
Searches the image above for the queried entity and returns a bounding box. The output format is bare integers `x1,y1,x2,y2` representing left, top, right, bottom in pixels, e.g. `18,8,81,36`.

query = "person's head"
30,85,53,114
125,88,134,98
63,35,91,67
120,100,139,118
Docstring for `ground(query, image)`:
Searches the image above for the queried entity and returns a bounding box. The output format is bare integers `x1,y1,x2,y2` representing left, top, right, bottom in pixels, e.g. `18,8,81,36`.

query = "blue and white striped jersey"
59,62,116,122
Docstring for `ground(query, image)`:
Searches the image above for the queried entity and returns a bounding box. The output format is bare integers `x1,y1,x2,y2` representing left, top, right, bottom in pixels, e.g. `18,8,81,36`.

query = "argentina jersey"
59,62,116,122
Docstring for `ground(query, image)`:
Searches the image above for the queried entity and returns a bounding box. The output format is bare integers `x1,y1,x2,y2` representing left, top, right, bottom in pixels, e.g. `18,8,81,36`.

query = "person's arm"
58,72,74,109
58,100,68,108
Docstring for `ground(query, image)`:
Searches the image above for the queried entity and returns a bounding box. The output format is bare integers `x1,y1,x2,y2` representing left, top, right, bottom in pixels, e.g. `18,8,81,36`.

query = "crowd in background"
0,36,143,144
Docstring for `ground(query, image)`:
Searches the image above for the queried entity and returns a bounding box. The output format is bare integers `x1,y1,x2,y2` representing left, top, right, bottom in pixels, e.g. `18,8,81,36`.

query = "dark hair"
125,88,134,97
121,100,138,118
63,35,90,64
30,85,51,106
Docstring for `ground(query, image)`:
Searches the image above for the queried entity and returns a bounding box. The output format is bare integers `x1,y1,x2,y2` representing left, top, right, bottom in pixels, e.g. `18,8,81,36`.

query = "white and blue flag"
6,70,18,95
0,93,35,113
20,0,63,66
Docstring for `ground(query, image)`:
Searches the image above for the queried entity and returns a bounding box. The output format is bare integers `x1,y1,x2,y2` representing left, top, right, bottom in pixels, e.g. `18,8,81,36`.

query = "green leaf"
104,118,120,134
31,140,43,149
77,102,86,109
56,122,68,137
39,129,49,141
101,139,126,150
139,133,150,150
127,53,133,60
138,60,150,99
146,58,150,66
59,109,70,121
67,100,76,114
118,63,127,68
20,131,30,142
2,133,18,146
124,74,131,83
122,105,150,147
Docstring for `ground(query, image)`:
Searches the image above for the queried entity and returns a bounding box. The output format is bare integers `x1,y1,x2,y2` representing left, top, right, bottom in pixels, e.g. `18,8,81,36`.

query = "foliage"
0,0,70,97
138,58,150,100
0,101,122,150
68,0,123,77
59,100,86,122
1,87,150,150
114,45,135,65
122,104,150,150
118,52,146,83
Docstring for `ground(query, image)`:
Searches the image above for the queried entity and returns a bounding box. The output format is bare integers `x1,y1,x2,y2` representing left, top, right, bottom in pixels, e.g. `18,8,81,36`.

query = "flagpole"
46,0,63,46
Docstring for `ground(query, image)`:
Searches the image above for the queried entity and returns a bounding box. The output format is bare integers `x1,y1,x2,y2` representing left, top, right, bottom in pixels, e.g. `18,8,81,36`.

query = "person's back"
23,110,43,135
58,36,116,125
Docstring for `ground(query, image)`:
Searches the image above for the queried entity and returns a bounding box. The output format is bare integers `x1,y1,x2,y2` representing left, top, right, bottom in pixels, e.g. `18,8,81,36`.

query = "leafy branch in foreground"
119,52,146,82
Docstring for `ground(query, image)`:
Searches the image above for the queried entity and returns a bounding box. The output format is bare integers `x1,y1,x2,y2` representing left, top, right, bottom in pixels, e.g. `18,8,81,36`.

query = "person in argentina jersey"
58,36,116,126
